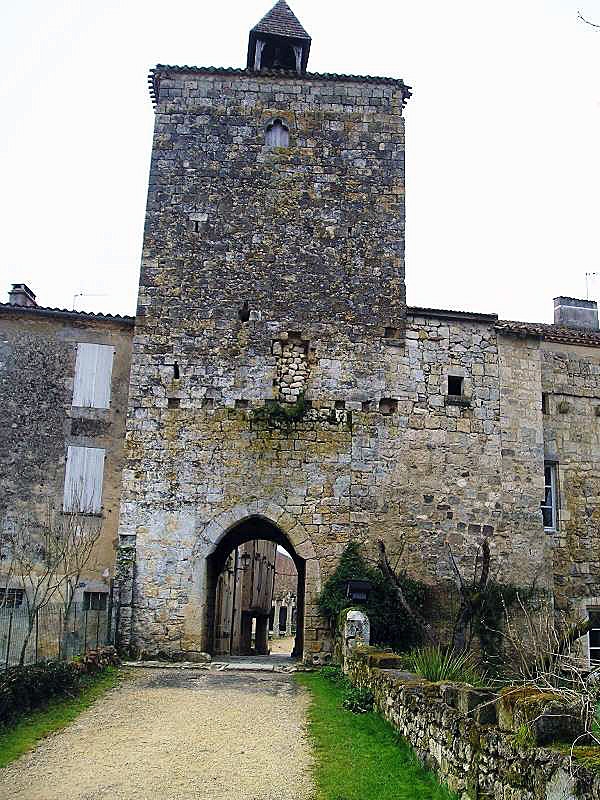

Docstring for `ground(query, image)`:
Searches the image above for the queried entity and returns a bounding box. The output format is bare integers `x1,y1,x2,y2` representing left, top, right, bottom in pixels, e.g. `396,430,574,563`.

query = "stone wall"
541,340,600,635
119,288,553,658
0,307,133,592
347,649,600,800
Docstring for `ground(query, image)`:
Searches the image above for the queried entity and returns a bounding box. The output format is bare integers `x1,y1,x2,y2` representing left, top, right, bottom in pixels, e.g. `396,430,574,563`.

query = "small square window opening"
83,591,107,611
447,376,464,396
0,588,24,608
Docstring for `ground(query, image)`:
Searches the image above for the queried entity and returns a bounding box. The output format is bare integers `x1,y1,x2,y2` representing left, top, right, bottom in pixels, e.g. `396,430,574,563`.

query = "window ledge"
61,510,104,519
445,394,471,407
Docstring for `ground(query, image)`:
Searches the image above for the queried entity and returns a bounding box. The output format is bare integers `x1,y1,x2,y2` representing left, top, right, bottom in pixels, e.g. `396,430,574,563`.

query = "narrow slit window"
447,375,464,396
542,393,549,414
173,362,180,379
541,462,558,531
265,119,289,148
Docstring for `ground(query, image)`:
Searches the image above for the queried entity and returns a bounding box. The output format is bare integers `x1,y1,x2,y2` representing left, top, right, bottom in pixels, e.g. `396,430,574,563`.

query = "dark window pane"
589,630,600,647
589,610,600,627
542,506,553,528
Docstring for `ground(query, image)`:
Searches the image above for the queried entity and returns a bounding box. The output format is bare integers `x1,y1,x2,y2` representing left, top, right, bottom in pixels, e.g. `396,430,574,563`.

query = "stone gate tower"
116,0,412,660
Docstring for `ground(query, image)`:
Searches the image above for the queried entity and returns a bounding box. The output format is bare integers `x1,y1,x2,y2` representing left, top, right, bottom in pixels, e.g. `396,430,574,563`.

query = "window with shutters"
63,445,106,513
72,343,115,409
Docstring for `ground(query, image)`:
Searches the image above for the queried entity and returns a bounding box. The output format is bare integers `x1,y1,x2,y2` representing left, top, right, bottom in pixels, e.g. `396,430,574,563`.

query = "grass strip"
295,672,457,800
0,666,123,768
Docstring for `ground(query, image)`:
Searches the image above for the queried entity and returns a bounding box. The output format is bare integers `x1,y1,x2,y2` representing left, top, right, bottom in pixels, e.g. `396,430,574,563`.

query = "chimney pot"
8,283,37,308
553,296,598,330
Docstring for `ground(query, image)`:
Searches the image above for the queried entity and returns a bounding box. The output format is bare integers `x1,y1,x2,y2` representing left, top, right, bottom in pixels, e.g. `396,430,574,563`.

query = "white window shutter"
72,343,115,408
63,446,106,513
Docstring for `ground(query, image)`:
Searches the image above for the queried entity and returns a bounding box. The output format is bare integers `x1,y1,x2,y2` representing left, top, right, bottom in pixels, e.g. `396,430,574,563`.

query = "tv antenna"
72,292,108,310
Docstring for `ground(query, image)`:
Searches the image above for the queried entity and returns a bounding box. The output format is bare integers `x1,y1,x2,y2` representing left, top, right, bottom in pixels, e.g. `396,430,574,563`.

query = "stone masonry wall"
0,309,133,588
120,306,552,658
541,341,600,628
119,67,553,659
347,651,600,800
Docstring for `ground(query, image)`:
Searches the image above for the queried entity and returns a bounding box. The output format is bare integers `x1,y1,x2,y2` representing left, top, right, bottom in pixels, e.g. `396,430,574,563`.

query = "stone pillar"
255,615,269,655
273,601,281,636
342,609,370,671
286,600,294,636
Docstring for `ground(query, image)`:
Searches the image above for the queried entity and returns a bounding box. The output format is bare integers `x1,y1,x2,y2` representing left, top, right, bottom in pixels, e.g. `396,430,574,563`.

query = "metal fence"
0,602,111,670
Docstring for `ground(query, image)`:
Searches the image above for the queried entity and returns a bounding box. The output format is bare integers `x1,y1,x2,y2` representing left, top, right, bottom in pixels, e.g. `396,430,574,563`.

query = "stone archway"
183,502,321,663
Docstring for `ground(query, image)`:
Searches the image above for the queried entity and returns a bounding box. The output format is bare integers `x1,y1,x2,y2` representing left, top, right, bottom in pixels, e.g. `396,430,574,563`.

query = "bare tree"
447,538,491,652
0,501,102,664
578,10,600,29
377,539,438,646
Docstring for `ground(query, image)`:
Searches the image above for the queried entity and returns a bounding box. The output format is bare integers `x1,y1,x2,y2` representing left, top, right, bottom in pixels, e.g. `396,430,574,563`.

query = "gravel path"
0,668,315,800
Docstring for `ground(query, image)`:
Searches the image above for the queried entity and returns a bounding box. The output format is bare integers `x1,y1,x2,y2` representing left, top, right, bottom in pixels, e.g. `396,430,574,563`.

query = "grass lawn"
0,666,124,768
295,672,457,800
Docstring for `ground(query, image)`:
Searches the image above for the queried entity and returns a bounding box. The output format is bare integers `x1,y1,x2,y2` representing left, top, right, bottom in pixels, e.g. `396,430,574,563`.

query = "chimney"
553,296,598,330
8,283,37,308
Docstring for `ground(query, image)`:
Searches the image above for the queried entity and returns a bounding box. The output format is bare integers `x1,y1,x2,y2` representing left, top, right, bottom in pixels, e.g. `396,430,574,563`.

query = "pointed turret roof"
252,0,311,42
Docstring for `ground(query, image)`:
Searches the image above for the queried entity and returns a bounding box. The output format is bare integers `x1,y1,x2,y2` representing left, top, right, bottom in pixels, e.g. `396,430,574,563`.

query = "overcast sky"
2,0,600,322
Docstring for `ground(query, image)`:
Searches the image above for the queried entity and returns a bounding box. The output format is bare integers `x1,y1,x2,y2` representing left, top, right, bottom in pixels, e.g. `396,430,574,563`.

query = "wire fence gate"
0,602,112,670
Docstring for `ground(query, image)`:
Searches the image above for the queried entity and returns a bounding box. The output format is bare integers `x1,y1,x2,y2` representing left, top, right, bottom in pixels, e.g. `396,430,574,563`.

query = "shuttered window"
63,446,105,513
72,343,115,409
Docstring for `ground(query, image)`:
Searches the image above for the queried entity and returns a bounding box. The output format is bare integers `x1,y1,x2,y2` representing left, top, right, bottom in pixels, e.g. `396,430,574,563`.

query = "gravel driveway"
0,668,315,800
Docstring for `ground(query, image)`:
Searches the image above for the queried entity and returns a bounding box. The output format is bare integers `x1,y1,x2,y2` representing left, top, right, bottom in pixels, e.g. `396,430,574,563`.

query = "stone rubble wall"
347,651,600,800
541,342,600,624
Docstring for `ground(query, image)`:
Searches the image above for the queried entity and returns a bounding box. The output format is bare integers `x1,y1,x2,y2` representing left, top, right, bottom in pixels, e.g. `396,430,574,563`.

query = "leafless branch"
578,10,600,28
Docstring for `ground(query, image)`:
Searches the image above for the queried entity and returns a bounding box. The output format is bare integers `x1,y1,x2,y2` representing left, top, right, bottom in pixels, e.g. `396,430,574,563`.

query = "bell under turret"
247,0,312,74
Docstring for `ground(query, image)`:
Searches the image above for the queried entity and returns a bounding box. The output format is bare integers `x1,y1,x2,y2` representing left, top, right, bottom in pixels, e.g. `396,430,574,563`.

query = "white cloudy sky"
2,0,600,322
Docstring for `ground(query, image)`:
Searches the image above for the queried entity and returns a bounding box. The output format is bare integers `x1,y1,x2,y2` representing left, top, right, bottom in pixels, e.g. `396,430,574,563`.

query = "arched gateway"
186,504,321,661
116,503,323,663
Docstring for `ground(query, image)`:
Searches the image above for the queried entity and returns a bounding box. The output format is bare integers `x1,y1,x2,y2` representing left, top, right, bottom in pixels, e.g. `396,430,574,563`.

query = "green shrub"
0,647,119,727
342,685,375,714
320,665,344,683
405,646,486,686
318,541,426,652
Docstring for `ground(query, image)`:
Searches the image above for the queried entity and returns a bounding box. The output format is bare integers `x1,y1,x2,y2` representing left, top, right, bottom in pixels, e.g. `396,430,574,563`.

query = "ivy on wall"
318,541,426,652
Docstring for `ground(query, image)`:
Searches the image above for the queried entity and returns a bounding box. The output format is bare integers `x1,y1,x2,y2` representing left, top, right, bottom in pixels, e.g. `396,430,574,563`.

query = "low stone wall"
347,648,600,800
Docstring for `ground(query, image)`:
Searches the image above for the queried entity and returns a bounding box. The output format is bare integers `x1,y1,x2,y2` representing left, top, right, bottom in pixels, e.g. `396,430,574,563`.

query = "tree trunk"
377,539,437,646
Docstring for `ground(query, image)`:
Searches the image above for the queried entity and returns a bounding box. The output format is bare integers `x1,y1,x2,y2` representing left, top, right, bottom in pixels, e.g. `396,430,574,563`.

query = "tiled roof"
408,305,498,323
408,306,600,347
495,320,600,347
149,65,411,106
0,303,134,326
252,0,311,41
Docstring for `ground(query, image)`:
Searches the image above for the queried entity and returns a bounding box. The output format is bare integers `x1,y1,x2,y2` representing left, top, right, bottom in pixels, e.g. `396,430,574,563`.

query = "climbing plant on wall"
318,541,426,652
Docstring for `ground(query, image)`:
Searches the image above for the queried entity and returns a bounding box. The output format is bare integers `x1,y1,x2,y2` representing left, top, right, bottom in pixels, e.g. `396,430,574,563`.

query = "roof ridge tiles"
0,302,134,325
251,0,311,41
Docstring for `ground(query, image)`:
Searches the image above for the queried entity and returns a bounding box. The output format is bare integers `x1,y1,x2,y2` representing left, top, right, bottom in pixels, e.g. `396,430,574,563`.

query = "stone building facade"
3,2,600,667
114,1,599,663
0,284,133,606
